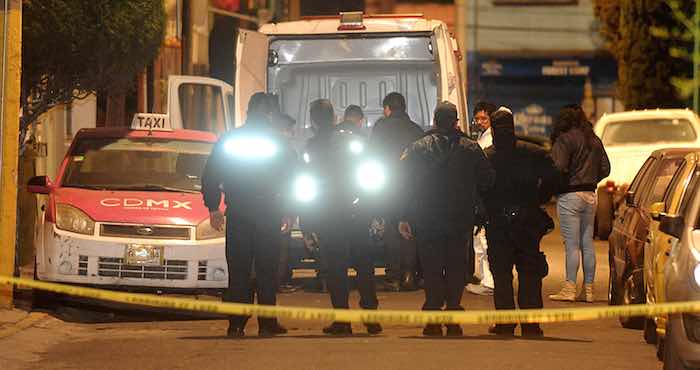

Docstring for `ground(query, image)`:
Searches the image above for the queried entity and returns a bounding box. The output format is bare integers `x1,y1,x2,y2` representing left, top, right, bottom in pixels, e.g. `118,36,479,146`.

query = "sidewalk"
0,308,47,339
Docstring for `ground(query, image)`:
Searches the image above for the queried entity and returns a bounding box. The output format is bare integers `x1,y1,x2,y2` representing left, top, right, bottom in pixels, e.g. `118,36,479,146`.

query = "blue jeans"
557,192,597,284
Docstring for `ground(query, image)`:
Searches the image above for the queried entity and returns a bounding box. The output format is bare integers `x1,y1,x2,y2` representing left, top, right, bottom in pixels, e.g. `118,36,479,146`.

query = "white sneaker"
466,283,494,296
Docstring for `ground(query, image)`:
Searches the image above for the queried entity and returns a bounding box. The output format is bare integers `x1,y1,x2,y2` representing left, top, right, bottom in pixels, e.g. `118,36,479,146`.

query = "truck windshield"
61,137,213,193
602,119,697,146
268,36,438,145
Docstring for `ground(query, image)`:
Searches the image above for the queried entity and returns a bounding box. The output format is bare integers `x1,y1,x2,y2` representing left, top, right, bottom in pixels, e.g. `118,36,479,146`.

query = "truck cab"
235,12,468,147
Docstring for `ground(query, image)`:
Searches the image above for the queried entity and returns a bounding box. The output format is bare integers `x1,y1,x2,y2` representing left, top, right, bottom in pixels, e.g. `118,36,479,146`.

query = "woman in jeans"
549,105,610,302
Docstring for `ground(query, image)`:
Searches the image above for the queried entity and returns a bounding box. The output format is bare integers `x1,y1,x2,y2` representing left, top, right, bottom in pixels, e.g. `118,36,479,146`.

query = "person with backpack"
398,102,495,337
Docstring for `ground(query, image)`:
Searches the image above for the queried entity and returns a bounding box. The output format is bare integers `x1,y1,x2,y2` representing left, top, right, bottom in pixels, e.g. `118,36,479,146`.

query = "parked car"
594,109,700,240
608,148,690,329
27,115,227,292
641,152,700,369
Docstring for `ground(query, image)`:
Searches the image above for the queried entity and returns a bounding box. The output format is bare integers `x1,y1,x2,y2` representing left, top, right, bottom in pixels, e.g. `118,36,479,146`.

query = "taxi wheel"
620,273,645,329
645,318,659,345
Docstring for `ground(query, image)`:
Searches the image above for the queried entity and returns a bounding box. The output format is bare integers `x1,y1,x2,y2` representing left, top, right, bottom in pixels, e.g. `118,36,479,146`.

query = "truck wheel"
596,191,613,240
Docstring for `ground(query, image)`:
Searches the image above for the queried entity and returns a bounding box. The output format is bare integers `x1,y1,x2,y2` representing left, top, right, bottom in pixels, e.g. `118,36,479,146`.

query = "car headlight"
224,136,278,159
357,160,386,192
55,204,95,235
294,174,318,203
196,217,225,240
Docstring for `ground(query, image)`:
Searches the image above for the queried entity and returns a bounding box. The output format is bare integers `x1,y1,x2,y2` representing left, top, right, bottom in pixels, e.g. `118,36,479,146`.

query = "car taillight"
605,180,616,193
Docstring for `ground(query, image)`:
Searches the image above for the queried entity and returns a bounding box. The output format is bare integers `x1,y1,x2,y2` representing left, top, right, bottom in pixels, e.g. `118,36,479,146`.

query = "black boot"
258,322,288,337
227,324,245,338
520,324,544,338
422,324,443,337
488,324,515,336
365,323,383,335
445,324,463,337
323,322,352,335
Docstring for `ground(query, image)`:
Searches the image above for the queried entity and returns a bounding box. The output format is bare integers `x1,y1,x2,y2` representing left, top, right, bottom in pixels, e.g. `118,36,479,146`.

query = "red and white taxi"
28,114,226,290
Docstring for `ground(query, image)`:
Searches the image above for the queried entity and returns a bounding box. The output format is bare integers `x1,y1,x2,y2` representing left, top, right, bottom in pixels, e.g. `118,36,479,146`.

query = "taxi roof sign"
130,113,172,131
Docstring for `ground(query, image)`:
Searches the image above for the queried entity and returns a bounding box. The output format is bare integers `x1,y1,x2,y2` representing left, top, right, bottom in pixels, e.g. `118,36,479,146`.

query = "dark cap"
434,101,458,128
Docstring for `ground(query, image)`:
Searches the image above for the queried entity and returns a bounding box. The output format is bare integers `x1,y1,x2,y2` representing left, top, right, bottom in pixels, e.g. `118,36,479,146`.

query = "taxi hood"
53,188,210,226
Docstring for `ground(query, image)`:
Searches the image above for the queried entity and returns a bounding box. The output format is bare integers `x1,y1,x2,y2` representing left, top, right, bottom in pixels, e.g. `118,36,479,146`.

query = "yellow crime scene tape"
3,276,700,325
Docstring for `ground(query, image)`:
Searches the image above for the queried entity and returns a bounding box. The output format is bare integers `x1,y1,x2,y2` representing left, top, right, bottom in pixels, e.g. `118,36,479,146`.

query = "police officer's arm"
201,136,226,213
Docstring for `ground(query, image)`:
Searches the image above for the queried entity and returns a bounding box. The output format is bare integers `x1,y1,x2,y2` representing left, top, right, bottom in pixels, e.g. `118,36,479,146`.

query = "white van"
235,12,468,144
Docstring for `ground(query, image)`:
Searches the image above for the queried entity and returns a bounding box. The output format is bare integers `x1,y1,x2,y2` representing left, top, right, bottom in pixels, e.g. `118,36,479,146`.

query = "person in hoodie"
482,107,561,338
548,105,610,303
398,101,495,337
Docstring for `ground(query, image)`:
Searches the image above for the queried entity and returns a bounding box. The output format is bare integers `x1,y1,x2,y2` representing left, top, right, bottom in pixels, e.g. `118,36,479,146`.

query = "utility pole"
0,0,21,309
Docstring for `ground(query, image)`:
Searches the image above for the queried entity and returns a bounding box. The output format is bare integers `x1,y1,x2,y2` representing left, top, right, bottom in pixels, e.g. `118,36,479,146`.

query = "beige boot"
548,281,576,302
576,283,594,303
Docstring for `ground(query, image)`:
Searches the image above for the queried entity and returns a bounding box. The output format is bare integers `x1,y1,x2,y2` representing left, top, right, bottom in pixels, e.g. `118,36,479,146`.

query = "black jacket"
300,128,371,224
370,111,424,165
483,140,560,214
399,128,495,239
337,121,367,137
551,127,610,193
201,123,298,219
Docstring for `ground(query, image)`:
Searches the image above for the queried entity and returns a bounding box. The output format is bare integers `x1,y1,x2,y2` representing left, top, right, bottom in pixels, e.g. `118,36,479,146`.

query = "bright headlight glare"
56,204,95,235
196,217,225,240
224,137,278,159
693,264,700,288
357,160,386,191
349,140,364,154
294,174,318,203
303,152,311,163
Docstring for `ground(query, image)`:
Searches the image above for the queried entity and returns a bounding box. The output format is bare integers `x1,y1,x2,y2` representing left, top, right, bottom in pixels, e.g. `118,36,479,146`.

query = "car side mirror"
27,176,53,194
625,191,636,208
659,213,684,239
649,202,665,221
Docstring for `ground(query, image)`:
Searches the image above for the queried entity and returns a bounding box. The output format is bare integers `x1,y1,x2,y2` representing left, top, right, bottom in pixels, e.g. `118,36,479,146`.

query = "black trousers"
224,213,281,329
486,218,545,330
417,235,468,311
384,217,417,282
317,214,378,311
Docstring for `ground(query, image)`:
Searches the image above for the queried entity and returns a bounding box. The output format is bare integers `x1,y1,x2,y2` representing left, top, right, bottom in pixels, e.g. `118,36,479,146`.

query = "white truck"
234,12,469,144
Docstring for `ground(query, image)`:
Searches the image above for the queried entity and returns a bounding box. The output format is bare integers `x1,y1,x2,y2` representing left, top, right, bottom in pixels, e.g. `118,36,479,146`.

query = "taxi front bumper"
37,225,228,289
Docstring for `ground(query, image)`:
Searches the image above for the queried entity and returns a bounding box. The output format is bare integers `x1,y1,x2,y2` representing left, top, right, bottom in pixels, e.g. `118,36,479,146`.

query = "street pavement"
0,228,661,370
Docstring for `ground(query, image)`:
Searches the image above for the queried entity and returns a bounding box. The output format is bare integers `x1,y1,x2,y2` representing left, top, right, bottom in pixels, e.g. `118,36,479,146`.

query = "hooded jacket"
399,128,495,239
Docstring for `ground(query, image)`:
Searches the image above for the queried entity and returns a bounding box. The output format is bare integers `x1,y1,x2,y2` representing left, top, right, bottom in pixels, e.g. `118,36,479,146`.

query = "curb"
0,312,49,340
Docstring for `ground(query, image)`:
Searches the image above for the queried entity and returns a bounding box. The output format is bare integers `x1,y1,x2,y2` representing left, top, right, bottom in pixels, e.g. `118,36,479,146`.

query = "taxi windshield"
61,137,213,193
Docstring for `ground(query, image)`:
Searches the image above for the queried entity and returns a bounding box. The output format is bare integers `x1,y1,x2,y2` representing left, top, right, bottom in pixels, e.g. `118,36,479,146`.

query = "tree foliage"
593,0,692,109
21,0,165,130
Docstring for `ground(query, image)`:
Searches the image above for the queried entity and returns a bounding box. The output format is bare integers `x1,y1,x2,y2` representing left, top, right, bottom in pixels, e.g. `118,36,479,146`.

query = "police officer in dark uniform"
398,102,494,336
482,107,560,337
201,92,298,337
298,99,381,335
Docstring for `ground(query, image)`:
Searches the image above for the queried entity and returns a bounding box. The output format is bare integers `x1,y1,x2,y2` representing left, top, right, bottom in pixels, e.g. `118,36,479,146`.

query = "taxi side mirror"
659,214,684,239
649,202,665,221
625,191,636,208
27,176,53,194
